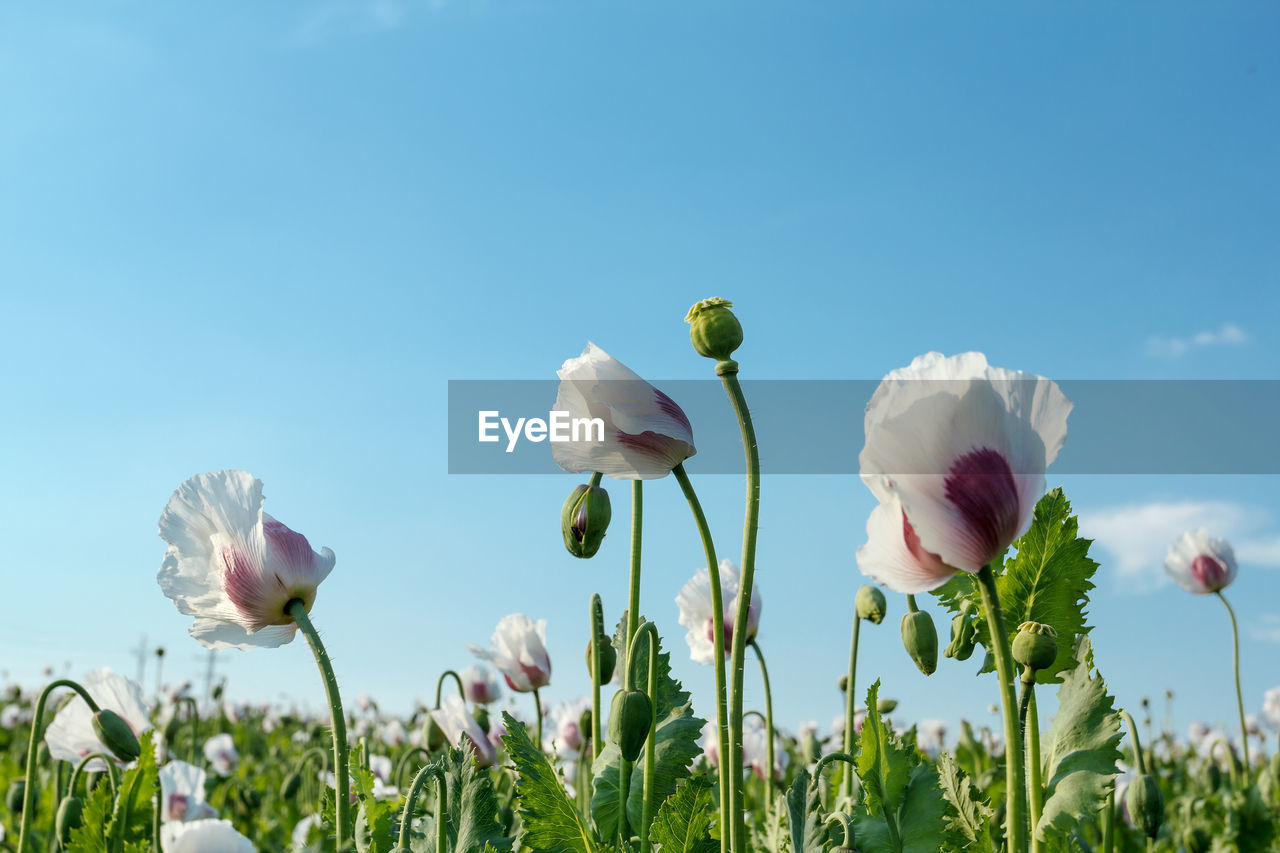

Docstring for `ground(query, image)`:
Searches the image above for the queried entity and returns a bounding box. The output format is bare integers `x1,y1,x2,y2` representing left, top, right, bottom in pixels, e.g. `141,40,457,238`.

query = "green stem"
1025,687,1043,851
629,622,660,853
288,598,352,848
813,751,857,785
717,360,760,853
180,697,199,765
108,753,144,853
975,564,1027,853
749,640,775,802
17,679,101,853
906,594,919,613
398,762,448,852
842,615,862,801
1101,789,1114,853
1216,592,1251,774
589,594,605,755
589,471,604,488
434,670,466,708
1120,709,1147,774
394,747,432,790
70,753,120,800
618,479,644,844
533,687,544,753
672,463,730,853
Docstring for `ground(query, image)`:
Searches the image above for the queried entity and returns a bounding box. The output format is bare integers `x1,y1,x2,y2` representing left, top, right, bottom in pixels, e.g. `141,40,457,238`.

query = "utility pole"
195,649,222,706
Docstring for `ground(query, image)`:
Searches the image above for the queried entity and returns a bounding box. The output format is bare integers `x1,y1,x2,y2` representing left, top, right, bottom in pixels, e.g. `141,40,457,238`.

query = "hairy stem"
976,564,1027,853
1216,592,1250,774
17,679,101,852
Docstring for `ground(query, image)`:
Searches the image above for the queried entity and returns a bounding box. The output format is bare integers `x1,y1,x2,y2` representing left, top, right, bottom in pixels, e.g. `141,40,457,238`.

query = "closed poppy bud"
900,610,938,676
1012,622,1058,677
473,706,490,734
877,698,898,714
855,586,887,624
6,779,27,813
57,794,84,845
685,297,743,362
562,484,612,559
585,636,617,684
92,709,141,763
1183,827,1210,853
945,601,979,661
424,716,446,750
281,772,302,800
1126,774,1163,839
579,709,593,747
608,690,652,762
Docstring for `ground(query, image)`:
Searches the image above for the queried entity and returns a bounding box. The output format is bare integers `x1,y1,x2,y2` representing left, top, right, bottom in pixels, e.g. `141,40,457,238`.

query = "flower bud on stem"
17,679,101,853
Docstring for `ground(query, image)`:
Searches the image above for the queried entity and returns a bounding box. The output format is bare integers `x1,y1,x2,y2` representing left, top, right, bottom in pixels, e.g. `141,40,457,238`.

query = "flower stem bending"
842,614,862,803
1215,592,1250,774
435,670,466,708
398,762,447,853
749,640,776,802
628,622,660,853
17,679,100,853
672,463,730,853
287,598,352,849
717,359,760,853
975,564,1027,853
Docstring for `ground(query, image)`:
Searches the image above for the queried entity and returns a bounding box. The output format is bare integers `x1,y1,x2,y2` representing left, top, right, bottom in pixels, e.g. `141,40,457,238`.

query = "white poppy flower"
1163,528,1238,594
859,352,1071,576
203,733,239,777
468,613,552,693
379,719,407,747
44,670,152,770
430,695,496,768
544,696,591,757
459,665,502,705
292,815,322,852
916,719,948,755
157,470,335,650
675,560,761,665
1263,687,1280,730
742,716,788,782
552,343,696,480
161,818,255,853
855,495,957,594
159,760,217,822
1,705,25,729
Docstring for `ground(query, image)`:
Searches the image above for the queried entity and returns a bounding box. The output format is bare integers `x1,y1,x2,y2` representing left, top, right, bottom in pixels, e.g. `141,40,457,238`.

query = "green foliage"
502,712,598,853
69,731,159,853
1035,638,1122,842
936,752,993,851
648,773,717,853
786,768,826,853
931,488,1099,684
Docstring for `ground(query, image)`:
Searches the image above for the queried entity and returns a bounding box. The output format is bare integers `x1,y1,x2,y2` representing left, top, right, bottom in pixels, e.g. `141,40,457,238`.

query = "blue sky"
2,2,1278,749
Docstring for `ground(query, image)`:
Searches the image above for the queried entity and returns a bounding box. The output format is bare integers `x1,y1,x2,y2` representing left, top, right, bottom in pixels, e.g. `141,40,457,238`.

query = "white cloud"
1079,499,1279,592
1145,323,1250,359
290,0,439,45
1250,614,1280,645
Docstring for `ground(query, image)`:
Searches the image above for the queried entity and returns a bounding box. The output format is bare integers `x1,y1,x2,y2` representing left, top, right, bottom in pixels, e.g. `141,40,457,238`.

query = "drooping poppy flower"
159,760,217,823
458,665,502,705
44,670,152,770
543,695,591,757
675,560,761,665
859,351,1071,578
160,818,255,853
1163,528,1238,594
158,470,335,650
202,733,238,777
552,343,695,480
468,613,551,693
429,695,496,768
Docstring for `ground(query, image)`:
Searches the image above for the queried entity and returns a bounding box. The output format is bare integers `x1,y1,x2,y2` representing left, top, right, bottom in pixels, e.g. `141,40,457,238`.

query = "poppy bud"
1011,622,1058,677
900,610,938,676
1183,827,1210,853
92,709,141,763
855,586,887,624
281,772,302,801
877,698,898,714
424,716,446,751
685,297,743,361
474,705,490,734
838,674,848,693
6,779,27,813
579,709,593,747
1125,774,1163,839
944,602,979,661
607,689,652,762
585,636,617,684
562,484,612,559
57,794,84,845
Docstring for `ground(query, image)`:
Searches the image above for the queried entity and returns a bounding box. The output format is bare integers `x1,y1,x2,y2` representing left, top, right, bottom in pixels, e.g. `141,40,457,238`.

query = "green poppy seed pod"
855,585,887,624
607,689,652,762
92,709,141,763
900,610,938,676
424,716,446,750
1126,774,1163,839
837,674,848,693
474,705,491,734
579,709,593,747
1011,622,1058,676
685,297,743,361
585,636,617,684
562,484,612,559
6,779,26,813
944,601,979,661
57,794,84,845
877,698,898,714
281,772,302,801
1183,827,1211,853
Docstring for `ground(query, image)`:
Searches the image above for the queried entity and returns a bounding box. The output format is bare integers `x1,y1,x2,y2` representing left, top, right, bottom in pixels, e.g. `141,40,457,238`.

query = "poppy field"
2,298,1279,853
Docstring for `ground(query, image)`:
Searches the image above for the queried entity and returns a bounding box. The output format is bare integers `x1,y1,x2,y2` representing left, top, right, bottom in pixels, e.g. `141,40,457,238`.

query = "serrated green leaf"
936,751,993,849
1035,638,1122,841
502,712,598,853
786,768,825,853
857,680,910,817
647,774,717,853
353,763,398,853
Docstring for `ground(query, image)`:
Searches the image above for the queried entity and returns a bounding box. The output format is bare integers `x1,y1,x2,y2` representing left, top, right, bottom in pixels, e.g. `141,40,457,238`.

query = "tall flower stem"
533,687,544,752
287,599,352,849
108,751,145,853
435,670,466,708
975,565,1027,853
398,762,447,853
716,359,760,853
617,480,644,844
1101,789,1115,853
842,615,862,802
748,640,775,802
1120,710,1147,774
589,594,606,753
628,622,660,853
1215,592,1250,774
17,679,100,852
672,463,731,852
1023,686,1043,852
180,696,199,764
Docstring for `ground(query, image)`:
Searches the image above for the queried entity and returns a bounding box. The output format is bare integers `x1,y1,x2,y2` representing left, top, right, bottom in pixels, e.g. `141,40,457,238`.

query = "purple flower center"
943,447,1021,567
1190,554,1229,591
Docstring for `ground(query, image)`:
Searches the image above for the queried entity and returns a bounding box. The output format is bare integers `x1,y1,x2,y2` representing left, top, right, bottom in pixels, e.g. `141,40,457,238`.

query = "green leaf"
1035,637,1122,841
936,751,993,849
786,768,826,853
352,763,398,853
647,774,717,853
592,617,704,840
857,680,911,818
753,792,791,853
502,712,598,853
